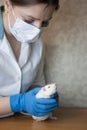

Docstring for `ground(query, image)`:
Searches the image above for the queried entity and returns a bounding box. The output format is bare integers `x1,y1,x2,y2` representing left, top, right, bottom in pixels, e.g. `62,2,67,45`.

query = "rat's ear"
48,86,50,88
53,83,56,86
43,88,46,91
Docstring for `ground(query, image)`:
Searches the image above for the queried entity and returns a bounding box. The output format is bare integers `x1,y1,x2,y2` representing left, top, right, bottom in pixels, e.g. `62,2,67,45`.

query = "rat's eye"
48,86,50,88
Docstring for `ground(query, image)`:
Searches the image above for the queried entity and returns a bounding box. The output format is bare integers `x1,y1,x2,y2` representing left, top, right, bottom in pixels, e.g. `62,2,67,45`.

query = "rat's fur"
32,83,58,121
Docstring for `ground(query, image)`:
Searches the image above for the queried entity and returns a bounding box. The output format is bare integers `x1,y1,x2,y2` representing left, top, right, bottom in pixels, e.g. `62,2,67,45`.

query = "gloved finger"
37,98,57,105
35,103,58,113
36,102,58,110
34,105,58,117
50,93,58,99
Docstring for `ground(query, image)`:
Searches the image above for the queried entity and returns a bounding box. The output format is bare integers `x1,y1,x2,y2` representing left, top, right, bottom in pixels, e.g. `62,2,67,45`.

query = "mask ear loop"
11,6,17,20
7,6,17,28
7,13,11,27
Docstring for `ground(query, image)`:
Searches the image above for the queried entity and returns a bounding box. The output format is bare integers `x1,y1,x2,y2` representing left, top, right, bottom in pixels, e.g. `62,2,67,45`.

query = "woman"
0,0,59,118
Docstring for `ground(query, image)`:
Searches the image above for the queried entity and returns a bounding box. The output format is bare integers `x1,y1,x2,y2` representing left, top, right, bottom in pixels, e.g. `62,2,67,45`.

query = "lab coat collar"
0,6,4,39
0,6,17,63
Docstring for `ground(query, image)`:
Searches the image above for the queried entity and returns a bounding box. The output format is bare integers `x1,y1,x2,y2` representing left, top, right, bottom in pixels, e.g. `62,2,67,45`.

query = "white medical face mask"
8,7,41,43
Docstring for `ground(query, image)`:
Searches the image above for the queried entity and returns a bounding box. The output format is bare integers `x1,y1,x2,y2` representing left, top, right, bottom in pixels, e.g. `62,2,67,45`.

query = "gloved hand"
50,92,59,103
10,88,59,117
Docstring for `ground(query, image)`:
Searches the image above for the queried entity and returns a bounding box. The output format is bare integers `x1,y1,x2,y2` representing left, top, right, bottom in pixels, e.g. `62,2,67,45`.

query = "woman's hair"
9,0,59,10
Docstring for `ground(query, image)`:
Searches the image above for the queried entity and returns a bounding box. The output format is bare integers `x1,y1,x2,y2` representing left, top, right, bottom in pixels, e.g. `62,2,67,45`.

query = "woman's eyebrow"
26,15,53,21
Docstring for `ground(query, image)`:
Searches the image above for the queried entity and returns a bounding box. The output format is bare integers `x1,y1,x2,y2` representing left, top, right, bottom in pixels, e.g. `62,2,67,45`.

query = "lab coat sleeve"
0,113,14,118
32,40,46,87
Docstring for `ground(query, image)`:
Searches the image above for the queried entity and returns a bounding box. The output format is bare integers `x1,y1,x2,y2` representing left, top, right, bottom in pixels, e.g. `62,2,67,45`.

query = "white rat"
32,83,58,121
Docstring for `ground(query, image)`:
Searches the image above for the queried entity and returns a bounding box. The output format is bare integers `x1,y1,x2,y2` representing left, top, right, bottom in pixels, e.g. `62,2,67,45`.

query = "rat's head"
42,83,57,96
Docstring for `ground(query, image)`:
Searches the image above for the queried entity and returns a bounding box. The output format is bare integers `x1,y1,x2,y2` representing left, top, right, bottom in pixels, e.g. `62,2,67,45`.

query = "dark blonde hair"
10,0,59,10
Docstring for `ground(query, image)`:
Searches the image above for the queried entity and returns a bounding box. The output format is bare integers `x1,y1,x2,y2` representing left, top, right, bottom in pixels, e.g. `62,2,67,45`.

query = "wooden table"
0,108,87,130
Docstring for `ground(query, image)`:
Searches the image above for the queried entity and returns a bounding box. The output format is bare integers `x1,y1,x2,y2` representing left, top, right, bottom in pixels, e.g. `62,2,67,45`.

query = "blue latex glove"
51,92,59,103
10,88,59,117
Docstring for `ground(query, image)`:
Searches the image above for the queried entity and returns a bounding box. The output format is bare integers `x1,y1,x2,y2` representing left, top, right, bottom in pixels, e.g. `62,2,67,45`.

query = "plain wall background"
42,0,87,107
0,0,87,107
0,0,3,5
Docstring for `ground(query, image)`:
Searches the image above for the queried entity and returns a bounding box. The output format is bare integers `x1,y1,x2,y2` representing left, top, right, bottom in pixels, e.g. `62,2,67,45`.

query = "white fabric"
0,112,14,118
0,33,45,118
0,33,45,97
8,15,41,43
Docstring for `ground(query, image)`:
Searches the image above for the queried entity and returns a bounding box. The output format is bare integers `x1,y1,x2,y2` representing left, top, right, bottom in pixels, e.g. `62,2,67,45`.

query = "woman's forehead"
14,4,55,20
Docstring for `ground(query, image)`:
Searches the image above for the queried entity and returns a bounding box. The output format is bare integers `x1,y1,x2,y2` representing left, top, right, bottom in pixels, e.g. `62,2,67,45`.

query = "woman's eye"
24,19,34,24
42,21,49,27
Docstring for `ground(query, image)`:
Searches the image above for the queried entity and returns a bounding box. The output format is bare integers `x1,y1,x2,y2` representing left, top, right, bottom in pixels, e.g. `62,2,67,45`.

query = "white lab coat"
0,34,46,96
0,34,46,118
0,5,45,118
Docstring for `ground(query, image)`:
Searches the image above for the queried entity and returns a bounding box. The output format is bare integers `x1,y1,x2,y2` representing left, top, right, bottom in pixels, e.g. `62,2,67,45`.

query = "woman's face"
4,0,55,29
